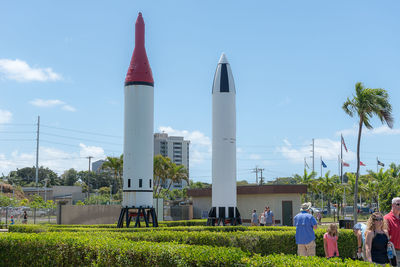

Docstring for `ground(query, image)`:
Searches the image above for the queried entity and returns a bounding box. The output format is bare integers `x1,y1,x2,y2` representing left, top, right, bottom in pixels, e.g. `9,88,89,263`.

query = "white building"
154,133,190,189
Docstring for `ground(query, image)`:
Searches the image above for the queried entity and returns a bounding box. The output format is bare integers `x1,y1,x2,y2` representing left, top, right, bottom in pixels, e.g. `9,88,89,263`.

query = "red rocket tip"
125,12,154,86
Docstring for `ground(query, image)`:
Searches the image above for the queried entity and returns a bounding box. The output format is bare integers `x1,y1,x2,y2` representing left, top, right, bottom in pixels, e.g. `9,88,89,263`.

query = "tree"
343,82,393,223
101,155,123,191
61,168,78,186
8,166,61,187
153,155,171,196
166,163,188,191
293,169,316,202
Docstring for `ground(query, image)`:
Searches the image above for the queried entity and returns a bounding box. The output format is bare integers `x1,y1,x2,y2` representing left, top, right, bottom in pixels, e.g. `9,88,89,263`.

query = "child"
10,215,15,225
324,223,339,258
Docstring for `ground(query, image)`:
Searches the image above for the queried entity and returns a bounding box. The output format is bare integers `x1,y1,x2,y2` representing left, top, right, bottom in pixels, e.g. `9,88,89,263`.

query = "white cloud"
0,59,62,82
0,109,12,124
61,105,76,112
249,154,261,160
30,98,76,112
79,143,105,158
158,126,211,165
277,138,355,163
338,125,400,137
0,144,106,175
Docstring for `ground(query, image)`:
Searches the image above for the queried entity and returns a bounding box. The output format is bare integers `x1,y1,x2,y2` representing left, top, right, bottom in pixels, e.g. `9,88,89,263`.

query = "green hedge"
0,233,372,266
113,229,356,259
9,224,295,233
8,226,356,259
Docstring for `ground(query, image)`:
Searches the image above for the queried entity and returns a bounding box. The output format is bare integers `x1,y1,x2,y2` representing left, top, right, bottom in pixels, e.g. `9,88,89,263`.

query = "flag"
321,160,327,168
341,135,348,152
360,161,366,166
377,160,385,167
342,159,350,167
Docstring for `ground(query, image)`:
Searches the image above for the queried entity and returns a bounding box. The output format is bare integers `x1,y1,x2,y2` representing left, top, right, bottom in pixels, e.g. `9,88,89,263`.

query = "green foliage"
84,194,111,205
28,195,46,209
75,200,85,206
8,225,357,259
0,232,370,266
0,195,18,207
98,186,111,195
8,166,60,187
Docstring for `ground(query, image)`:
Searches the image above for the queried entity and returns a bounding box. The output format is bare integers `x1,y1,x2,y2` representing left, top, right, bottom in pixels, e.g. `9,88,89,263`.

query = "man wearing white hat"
294,202,318,256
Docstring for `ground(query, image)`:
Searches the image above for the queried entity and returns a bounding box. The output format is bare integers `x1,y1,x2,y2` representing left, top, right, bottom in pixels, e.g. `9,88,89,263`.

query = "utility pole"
86,156,93,199
35,116,40,195
259,168,265,185
252,166,259,184
311,138,315,173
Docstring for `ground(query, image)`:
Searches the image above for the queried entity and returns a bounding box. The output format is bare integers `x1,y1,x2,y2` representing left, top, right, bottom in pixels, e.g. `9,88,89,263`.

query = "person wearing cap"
353,222,367,260
384,197,400,266
294,202,318,256
264,206,275,226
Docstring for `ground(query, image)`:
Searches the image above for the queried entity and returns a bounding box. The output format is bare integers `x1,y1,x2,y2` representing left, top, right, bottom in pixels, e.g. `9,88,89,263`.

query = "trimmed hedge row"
0,232,372,266
9,224,296,233
8,225,357,259
111,229,357,259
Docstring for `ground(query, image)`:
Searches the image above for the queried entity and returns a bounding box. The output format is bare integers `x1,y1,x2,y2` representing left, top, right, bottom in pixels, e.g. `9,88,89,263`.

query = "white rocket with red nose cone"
209,53,241,225
122,12,154,208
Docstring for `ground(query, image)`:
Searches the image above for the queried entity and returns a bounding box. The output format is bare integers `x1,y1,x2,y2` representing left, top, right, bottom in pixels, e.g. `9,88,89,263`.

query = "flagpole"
341,134,345,218
321,156,323,178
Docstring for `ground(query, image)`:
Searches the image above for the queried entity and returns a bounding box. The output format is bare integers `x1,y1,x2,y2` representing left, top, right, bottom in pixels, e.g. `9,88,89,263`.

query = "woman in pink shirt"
324,223,339,258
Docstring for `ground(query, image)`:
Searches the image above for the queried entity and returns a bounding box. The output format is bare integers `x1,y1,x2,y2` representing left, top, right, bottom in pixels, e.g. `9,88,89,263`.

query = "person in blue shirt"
294,202,318,256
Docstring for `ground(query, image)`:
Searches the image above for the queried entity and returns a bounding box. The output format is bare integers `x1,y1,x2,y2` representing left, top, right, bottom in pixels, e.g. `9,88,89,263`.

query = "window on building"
139,179,142,188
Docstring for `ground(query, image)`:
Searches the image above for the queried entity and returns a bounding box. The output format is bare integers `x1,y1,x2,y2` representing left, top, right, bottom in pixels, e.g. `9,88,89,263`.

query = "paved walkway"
0,229,8,232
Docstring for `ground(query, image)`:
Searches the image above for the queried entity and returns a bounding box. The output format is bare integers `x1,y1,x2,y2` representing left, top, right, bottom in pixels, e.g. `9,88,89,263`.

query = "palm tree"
342,82,393,223
166,163,188,191
294,169,317,202
318,172,335,215
153,155,172,196
101,155,123,191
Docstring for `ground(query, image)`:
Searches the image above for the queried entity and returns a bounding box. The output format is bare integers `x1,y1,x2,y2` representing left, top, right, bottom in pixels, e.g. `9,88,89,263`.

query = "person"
324,223,339,258
365,212,389,265
294,202,318,256
259,211,266,226
384,197,400,266
353,222,367,260
10,215,15,225
22,211,28,224
251,210,259,226
316,212,322,225
264,206,275,226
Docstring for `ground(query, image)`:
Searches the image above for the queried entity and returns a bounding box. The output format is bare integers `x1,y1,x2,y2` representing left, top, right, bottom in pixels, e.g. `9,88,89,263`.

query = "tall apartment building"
154,133,190,189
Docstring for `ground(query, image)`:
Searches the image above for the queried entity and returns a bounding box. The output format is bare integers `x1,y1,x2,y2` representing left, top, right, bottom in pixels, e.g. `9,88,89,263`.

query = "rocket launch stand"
206,207,242,226
117,206,158,228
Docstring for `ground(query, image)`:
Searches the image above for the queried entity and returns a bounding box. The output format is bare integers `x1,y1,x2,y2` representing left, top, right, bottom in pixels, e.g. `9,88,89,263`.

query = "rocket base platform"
117,206,158,228
206,206,242,226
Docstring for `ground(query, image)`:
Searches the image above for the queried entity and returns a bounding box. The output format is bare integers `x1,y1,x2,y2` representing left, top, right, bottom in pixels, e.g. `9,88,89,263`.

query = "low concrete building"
22,186,85,204
187,184,307,226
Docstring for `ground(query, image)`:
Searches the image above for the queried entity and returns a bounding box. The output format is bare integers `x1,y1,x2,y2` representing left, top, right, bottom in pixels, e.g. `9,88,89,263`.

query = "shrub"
0,232,373,266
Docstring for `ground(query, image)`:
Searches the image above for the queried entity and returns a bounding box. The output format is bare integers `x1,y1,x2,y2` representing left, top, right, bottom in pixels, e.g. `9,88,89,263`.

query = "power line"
41,132,122,146
41,124,122,138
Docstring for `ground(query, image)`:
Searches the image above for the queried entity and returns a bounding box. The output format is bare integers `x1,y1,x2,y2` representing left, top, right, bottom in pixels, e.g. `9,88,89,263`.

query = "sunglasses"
373,218,383,221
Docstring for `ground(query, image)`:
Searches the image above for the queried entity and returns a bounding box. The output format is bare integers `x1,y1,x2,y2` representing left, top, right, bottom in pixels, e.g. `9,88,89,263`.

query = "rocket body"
211,53,237,217
122,13,154,208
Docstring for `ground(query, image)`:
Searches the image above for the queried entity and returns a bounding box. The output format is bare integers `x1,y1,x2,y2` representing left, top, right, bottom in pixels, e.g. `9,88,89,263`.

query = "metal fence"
0,206,57,226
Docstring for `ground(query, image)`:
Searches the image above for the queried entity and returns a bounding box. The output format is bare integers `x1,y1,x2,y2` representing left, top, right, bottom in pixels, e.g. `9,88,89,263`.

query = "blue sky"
1,1,400,183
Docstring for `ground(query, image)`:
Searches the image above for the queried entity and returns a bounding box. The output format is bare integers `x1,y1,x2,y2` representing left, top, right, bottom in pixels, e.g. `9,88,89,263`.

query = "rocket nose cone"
218,53,229,64
136,12,144,24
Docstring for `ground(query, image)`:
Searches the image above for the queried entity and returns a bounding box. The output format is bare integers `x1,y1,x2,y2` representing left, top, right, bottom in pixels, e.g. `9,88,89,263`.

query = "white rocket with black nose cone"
208,53,241,225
